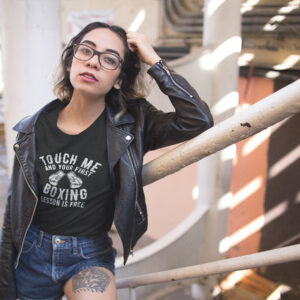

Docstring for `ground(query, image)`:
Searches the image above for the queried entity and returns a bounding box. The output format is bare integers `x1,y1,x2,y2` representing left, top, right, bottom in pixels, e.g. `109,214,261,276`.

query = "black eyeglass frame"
73,43,123,70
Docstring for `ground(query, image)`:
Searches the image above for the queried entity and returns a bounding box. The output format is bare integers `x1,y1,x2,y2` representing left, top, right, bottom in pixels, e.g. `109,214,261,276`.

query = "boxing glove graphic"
49,171,65,186
67,171,83,189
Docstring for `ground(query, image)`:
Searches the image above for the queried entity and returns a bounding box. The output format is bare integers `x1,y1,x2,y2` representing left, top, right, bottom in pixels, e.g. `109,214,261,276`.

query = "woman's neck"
64,92,106,122
57,92,106,134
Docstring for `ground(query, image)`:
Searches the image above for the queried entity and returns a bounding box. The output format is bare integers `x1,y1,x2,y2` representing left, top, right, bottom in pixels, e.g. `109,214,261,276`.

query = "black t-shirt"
32,101,114,236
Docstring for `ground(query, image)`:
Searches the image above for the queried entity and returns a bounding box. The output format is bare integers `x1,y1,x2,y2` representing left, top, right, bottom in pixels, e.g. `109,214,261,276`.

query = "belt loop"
72,237,78,255
37,230,44,248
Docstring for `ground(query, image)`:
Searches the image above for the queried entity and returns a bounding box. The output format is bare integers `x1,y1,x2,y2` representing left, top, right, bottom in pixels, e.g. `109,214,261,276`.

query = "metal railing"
116,80,300,299
142,79,300,186
117,244,300,298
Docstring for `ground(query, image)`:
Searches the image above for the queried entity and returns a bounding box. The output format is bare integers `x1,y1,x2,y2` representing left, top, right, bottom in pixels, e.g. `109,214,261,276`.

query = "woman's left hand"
126,31,161,66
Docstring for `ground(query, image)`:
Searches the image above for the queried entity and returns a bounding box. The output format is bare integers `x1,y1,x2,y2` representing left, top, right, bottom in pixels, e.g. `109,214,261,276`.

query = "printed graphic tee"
32,101,114,236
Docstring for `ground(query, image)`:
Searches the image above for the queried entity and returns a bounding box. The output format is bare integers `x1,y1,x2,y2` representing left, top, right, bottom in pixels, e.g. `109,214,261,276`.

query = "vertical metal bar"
129,287,137,300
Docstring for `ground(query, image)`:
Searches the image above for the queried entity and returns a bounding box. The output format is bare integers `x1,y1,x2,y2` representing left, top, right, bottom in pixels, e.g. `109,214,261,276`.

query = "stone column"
0,0,61,174
199,0,242,262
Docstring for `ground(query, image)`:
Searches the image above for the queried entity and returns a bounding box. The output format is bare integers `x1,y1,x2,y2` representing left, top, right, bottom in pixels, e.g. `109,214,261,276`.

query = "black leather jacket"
0,60,213,299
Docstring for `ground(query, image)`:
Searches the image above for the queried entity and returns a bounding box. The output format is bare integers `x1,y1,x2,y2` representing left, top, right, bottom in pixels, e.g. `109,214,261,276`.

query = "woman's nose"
86,54,100,69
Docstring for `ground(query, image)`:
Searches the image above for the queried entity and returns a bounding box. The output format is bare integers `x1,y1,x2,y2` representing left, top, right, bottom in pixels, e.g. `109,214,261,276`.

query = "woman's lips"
79,72,98,82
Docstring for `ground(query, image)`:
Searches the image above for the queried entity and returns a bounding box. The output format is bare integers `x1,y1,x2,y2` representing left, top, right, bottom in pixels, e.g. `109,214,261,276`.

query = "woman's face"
68,27,125,99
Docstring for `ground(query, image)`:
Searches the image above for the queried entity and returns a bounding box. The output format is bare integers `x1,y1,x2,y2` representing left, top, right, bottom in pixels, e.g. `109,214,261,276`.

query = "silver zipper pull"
157,59,194,99
158,59,170,74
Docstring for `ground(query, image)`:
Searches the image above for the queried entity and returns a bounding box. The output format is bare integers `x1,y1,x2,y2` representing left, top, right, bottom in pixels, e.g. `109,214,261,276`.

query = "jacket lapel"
12,99,63,196
13,132,38,196
106,104,135,173
12,99,135,194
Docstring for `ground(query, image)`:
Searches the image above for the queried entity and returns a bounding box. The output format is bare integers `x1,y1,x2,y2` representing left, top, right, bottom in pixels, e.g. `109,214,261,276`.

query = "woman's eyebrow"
106,48,121,58
81,40,97,47
81,40,121,58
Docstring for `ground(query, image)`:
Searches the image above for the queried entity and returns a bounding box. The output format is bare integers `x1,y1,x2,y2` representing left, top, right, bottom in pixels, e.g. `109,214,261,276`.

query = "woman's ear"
113,78,122,90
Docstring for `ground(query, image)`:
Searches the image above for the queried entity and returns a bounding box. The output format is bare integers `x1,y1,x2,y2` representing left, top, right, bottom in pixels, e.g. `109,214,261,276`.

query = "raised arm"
126,31,214,152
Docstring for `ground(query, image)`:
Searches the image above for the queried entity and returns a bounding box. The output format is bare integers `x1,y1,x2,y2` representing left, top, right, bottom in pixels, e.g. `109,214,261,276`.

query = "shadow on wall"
222,76,299,294
259,108,300,288
226,77,273,257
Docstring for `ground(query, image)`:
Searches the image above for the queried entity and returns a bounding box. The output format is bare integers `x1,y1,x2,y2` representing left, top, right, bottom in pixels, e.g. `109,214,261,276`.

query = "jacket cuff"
147,59,171,79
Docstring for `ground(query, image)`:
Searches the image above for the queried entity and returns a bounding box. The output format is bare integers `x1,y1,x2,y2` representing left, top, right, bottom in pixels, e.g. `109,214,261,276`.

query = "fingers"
126,31,146,53
126,31,161,66
126,32,138,52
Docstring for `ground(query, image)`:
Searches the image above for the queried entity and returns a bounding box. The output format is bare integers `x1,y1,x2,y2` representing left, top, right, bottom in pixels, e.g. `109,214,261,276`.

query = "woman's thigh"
63,266,117,300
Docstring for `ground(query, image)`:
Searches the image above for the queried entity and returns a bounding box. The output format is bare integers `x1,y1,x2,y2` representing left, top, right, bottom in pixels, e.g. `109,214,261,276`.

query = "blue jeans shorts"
15,224,117,300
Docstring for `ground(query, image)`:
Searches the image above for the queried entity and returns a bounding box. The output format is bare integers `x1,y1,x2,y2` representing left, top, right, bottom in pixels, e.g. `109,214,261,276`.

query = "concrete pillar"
199,0,242,262
0,0,61,174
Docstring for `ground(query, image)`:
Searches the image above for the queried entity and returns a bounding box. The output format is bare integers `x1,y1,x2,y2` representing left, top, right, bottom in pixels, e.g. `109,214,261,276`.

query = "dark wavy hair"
53,22,148,118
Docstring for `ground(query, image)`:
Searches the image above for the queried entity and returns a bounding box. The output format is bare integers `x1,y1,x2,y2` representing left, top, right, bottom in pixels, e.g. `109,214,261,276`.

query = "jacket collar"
13,99,62,134
12,98,135,134
105,98,135,126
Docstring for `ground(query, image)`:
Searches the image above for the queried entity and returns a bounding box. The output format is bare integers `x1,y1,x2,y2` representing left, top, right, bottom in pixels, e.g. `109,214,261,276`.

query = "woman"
0,22,213,300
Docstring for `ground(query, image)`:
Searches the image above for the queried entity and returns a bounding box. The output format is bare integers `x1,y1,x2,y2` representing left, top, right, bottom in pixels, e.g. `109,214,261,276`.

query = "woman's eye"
103,55,118,65
81,47,92,55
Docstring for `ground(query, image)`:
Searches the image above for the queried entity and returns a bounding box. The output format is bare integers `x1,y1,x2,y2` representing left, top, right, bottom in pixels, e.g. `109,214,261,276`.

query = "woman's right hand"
126,31,161,66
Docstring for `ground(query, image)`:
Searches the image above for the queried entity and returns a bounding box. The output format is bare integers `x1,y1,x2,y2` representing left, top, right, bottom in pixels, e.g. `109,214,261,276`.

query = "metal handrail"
142,79,300,185
117,244,300,289
117,80,300,299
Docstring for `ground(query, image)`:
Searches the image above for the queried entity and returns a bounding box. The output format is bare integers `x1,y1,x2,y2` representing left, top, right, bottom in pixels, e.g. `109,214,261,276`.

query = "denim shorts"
15,224,117,300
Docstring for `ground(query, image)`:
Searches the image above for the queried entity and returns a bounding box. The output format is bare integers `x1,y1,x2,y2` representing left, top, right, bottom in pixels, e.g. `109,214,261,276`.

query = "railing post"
129,287,137,300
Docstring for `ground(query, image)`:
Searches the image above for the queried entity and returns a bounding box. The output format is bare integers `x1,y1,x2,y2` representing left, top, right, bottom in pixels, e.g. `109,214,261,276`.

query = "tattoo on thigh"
72,267,111,293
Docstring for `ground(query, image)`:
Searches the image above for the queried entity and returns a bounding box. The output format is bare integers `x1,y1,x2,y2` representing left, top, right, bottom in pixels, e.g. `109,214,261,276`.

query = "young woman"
0,22,213,300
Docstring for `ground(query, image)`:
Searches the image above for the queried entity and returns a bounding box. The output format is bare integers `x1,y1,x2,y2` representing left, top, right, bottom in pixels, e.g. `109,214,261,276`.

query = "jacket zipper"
127,147,145,222
158,60,194,99
14,147,38,269
126,147,144,255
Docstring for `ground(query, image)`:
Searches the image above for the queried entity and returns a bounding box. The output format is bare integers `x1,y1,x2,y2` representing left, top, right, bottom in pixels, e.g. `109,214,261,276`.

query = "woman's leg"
63,266,117,300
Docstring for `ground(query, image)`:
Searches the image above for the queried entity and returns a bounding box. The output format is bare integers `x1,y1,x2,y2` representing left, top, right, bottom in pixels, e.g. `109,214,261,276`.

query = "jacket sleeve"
143,59,214,152
0,181,18,299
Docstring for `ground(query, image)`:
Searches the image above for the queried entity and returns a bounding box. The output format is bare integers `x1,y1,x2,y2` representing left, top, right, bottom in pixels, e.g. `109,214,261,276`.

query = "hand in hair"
126,31,161,67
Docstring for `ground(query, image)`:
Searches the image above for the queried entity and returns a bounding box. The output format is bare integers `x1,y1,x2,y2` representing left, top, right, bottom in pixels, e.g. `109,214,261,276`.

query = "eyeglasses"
73,43,123,70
